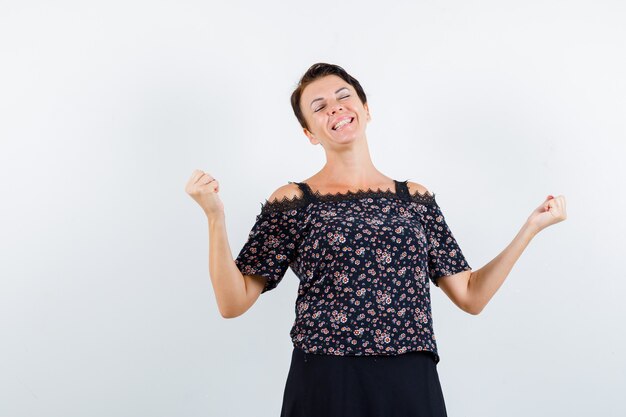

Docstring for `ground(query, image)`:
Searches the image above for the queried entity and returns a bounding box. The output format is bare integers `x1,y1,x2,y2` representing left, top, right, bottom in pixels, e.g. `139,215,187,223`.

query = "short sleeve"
234,206,304,294
420,198,472,287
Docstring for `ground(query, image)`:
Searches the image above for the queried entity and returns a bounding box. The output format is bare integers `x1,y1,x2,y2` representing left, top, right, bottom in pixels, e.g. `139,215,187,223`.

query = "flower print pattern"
234,180,471,364
233,207,306,294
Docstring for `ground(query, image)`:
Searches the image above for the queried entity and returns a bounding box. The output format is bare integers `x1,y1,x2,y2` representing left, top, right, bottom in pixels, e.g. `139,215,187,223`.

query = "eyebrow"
310,87,350,107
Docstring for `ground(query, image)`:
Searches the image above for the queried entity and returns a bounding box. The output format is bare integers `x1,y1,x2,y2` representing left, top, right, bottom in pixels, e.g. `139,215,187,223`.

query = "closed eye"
314,95,351,112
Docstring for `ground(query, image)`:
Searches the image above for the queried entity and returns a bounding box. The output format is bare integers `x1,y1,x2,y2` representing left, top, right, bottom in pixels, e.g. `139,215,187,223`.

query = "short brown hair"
290,63,368,130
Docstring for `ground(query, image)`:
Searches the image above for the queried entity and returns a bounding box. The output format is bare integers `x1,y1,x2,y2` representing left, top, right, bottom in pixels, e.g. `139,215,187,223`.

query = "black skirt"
280,346,448,417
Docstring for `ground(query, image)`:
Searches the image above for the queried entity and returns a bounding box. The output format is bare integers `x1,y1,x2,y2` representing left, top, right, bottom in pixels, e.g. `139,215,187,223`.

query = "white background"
1,1,624,416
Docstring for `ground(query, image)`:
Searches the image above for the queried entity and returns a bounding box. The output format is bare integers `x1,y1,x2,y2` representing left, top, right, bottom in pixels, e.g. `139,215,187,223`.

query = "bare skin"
186,74,568,318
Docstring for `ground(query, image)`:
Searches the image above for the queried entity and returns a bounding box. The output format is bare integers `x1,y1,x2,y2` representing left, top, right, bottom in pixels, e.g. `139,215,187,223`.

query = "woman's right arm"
207,213,265,318
185,169,267,318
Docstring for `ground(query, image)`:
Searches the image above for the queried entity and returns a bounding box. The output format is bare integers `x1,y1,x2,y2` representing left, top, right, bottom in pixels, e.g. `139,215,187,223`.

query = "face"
299,74,371,146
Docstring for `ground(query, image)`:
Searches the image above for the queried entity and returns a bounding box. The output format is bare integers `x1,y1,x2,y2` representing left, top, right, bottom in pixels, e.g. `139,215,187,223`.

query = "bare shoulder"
406,181,434,197
267,182,303,203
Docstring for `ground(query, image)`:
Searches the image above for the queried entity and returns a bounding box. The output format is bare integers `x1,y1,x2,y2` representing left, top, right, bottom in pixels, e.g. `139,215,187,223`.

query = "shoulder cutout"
260,183,308,213
406,181,435,200
267,183,303,203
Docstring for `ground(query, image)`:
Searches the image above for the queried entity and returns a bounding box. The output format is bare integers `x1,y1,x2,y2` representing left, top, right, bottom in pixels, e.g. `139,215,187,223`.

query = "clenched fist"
185,170,224,219
526,194,567,235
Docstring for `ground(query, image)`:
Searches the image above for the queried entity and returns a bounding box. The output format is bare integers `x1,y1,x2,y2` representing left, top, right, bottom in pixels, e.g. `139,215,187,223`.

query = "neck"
312,137,390,187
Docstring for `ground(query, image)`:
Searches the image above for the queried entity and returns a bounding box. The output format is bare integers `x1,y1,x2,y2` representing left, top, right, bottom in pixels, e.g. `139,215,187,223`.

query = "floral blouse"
234,179,471,364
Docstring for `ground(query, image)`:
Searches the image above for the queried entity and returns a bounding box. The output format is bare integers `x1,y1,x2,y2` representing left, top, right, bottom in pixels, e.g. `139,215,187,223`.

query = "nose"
329,103,343,114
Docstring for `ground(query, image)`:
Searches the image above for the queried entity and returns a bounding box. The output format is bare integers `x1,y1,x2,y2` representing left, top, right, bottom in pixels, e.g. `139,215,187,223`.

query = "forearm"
207,213,246,318
467,222,538,314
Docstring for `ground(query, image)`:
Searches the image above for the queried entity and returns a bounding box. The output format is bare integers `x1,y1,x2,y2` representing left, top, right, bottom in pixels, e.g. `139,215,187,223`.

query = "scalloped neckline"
300,180,400,199
298,179,434,201
259,179,436,213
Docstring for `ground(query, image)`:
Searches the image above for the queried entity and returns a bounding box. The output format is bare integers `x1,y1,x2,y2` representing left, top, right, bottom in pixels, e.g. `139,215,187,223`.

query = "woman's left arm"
462,194,567,315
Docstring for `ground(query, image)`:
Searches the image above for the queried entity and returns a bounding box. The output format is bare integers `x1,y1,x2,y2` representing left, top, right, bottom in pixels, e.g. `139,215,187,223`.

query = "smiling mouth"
332,117,354,131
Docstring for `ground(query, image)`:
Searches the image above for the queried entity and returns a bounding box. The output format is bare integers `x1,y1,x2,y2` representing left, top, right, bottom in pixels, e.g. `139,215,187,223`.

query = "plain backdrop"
1,1,625,416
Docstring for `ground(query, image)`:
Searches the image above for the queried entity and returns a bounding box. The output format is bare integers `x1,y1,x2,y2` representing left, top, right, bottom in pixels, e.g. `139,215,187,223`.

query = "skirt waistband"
293,345,437,365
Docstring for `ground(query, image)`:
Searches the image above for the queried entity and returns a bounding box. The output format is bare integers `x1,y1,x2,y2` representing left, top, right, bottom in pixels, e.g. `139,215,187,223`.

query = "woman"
185,63,567,417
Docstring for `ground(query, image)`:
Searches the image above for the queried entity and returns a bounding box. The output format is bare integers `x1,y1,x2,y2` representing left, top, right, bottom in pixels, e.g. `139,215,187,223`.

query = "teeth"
333,118,352,130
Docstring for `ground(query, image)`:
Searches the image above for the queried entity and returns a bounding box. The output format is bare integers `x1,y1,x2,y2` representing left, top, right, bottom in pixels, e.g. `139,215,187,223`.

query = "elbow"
220,309,243,319
220,310,237,319
464,302,484,316
218,288,249,319
219,303,244,319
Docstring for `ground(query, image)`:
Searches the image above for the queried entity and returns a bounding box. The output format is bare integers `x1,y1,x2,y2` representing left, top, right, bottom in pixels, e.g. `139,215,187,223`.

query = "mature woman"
186,63,567,417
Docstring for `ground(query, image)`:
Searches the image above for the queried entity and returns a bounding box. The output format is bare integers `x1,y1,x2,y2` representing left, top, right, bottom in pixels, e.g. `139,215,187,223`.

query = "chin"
330,134,361,145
